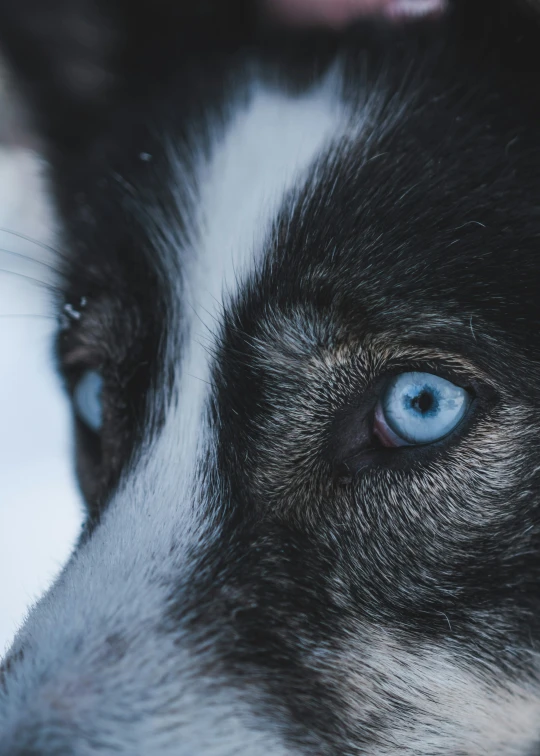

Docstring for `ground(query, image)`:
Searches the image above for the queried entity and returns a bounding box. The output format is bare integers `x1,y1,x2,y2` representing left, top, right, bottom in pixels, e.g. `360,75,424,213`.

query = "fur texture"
2,0,540,754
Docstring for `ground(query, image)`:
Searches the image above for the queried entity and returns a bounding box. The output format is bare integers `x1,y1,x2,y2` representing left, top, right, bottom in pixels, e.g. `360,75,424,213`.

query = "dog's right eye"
374,372,472,447
73,370,103,433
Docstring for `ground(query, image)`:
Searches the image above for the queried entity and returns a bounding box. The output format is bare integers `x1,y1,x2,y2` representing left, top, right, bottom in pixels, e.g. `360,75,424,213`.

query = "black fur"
2,1,540,753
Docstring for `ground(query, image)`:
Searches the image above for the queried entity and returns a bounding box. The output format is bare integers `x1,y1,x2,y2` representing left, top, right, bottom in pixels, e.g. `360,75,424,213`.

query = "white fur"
172,72,347,482
335,626,540,755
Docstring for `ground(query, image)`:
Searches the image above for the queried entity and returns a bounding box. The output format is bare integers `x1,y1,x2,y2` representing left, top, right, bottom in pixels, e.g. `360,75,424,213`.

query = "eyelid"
373,402,411,448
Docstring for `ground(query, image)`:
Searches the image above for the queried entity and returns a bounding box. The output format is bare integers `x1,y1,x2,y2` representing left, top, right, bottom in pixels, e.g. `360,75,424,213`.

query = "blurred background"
0,72,82,657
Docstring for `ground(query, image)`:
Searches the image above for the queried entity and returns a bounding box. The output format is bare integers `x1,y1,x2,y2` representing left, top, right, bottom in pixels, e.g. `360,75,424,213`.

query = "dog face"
2,1,540,753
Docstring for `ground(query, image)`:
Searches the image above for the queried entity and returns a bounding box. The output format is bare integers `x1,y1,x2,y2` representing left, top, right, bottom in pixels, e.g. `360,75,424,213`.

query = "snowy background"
0,146,82,656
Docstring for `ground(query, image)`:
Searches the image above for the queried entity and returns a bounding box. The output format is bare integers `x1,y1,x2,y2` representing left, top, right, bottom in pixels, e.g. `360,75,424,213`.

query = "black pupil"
412,390,434,414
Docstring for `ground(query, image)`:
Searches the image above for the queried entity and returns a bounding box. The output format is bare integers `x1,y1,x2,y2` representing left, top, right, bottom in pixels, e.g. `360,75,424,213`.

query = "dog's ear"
0,0,255,153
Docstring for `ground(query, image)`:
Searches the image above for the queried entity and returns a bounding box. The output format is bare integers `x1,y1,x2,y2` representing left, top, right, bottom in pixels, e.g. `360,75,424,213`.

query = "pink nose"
267,0,446,26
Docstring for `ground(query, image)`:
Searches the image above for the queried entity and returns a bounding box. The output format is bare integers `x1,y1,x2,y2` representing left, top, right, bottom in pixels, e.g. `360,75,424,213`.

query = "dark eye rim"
327,363,498,484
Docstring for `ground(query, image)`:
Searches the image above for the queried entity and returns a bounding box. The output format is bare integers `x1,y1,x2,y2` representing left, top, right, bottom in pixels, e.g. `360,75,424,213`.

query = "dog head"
1,1,540,753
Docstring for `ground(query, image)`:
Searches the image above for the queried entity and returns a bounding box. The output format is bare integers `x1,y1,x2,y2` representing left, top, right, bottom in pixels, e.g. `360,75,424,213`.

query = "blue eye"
73,370,103,433
375,372,471,447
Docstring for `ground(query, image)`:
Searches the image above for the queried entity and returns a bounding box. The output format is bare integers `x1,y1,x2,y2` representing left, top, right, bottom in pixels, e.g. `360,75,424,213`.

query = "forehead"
229,103,536,403
63,47,540,370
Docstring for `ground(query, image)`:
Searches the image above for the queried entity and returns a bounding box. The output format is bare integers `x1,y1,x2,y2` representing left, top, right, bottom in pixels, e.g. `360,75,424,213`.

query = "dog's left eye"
374,372,471,447
73,370,103,433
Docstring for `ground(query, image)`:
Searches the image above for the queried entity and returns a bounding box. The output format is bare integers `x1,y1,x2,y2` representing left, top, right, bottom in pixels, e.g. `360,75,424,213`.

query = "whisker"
0,247,62,276
0,313,57,321
185,300,216,338
191,297,252,343
0,227,69,260
186,373,212,387
0,267,62,293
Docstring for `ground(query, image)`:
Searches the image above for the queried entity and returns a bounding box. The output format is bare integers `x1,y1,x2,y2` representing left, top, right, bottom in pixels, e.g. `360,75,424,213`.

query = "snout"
0,498,295,756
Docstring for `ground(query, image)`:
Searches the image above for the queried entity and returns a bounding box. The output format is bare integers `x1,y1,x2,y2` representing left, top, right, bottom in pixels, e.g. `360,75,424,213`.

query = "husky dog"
1,0,540,753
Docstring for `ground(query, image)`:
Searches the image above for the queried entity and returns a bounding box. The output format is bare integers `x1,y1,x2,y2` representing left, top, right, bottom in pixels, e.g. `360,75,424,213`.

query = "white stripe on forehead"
149,72,348,497
180,72,346,407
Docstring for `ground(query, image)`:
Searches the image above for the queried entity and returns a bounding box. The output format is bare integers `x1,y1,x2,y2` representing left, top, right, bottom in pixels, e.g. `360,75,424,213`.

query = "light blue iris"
74,370,103,433
382,372,470,445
